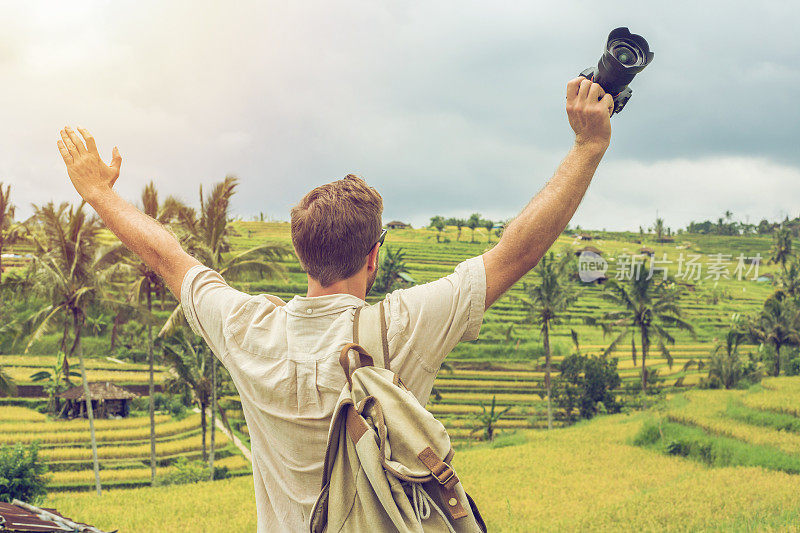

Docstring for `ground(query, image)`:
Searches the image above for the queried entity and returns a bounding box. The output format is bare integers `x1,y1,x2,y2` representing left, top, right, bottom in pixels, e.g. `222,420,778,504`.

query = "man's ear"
368,244,380,270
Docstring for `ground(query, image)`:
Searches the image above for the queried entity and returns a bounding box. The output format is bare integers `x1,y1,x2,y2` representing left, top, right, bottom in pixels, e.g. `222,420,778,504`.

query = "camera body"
580,27,654,115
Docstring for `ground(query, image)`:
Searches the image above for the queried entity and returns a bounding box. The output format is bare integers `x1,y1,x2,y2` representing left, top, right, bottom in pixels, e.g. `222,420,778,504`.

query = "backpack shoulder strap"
352,300,389,369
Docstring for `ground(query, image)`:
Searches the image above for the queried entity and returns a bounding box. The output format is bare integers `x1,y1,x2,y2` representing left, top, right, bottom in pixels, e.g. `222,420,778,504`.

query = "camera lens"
609,40,643,66
615,46,635,65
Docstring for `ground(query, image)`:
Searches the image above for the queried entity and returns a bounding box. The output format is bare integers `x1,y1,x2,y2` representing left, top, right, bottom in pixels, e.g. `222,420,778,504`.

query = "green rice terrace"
224,223,778,439
2,220,788,495
0,217,788,490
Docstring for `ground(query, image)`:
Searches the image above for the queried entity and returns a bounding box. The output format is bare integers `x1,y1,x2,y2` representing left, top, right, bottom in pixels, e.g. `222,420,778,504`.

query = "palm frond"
158,304,187,338
24,304,65,353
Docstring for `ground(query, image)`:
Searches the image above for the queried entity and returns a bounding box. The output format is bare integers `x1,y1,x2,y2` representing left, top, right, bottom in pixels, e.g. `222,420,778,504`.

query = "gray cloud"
1,0,798,232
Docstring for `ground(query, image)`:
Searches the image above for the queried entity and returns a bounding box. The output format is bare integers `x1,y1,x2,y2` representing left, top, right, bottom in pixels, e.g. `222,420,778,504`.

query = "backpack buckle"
434,463,456,487
418,447,459,489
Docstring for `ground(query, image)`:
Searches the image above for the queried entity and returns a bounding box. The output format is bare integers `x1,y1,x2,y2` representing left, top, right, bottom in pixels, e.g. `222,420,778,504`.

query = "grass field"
44,378,800,532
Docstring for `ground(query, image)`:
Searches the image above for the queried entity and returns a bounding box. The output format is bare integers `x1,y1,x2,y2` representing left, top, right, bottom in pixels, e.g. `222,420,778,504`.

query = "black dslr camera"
580,27,654,115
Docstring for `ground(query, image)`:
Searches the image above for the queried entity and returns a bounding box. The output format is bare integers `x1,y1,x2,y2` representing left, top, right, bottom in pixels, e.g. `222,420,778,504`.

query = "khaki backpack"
309,300,487,533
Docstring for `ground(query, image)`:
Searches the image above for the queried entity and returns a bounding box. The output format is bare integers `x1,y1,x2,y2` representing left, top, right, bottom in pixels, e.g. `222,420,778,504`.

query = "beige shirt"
181,255,486,532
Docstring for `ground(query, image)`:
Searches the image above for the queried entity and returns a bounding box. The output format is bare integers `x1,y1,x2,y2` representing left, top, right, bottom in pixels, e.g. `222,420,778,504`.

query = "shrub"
552,353,621,421
154,456,230,486
131,392,189,419
0,442,49,504
154,456,208,486
631,419,661,446
786,357,800,377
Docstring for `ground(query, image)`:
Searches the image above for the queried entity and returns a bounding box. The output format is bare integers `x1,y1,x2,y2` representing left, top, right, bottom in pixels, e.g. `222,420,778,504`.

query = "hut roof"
639,247,655,254
575,246,603,256
386,220,409,226
0,500,111,533
57,381,139,401
577,233,593,240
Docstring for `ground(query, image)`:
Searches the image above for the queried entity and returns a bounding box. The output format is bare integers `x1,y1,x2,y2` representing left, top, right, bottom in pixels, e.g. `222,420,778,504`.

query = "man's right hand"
566,77,613,151
57,126,122,205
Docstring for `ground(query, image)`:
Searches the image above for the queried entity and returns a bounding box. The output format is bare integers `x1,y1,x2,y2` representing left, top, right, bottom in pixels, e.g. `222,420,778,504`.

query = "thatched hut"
57,381,138,419
639,247,655,256
575,246,603,256
386,220,410,229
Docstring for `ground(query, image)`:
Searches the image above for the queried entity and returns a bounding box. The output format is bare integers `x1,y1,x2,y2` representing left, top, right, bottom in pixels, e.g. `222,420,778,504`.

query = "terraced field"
637,377,800,476
223,222,777,442
0,354,170,387
0,405,250,491
1,223,781,481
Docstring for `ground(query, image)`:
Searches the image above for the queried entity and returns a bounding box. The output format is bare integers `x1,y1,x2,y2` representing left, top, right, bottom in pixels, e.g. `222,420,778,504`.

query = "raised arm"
57,126,199,297
482,78,614,309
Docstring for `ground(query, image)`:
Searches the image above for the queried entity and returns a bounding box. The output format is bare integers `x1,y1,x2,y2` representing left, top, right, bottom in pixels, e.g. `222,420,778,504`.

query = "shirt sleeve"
180,264,254,362
385,255,486,375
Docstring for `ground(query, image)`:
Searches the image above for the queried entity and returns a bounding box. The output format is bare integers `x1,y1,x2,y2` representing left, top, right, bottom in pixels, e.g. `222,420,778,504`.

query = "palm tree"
770,225,793,272
455,219,465,242
0,364,17,397
375,246,415,293
779,258,800,300
161,327,213,461
466,213,481,243
0,182,25,284
29,351,80,414
24,201,119,495
600,263,695,396
512,252,577,430
160,176,288,472
708,316,749,389
429,216,445,243
483,219,494,243
114,181,184,485
653,217,664,241
747,294,800,376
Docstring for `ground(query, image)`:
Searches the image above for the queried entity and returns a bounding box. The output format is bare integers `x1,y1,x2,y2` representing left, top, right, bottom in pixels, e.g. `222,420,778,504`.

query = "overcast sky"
2,1,799,231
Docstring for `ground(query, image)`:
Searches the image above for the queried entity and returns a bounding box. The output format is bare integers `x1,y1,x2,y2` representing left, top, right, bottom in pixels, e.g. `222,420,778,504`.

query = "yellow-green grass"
46,476,258,532
39,432,229,462
1,354,167,372
442,418,532,429
1,414,203,445
4,366,168,385
0,413,172,433
761,376,800,392
427,404,533,416
442,370,540,380
45,403,800,532
432,392,541,404
741,381,800,417
433,378,541,389
0,405,48,422
665,386,800,456
48,454,250,486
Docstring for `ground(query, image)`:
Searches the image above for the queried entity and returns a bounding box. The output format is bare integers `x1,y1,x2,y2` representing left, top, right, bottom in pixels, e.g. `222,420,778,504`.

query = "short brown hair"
290,174,383,287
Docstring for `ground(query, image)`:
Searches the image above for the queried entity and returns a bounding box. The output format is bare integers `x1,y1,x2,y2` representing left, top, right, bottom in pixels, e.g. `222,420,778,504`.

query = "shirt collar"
284,293,367,317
